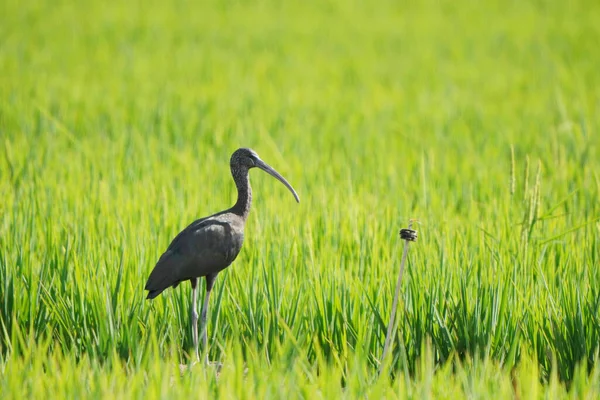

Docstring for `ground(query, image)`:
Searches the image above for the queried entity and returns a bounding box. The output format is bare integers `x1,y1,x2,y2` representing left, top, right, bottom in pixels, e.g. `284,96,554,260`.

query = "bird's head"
231,147,261,168
230,147,300,203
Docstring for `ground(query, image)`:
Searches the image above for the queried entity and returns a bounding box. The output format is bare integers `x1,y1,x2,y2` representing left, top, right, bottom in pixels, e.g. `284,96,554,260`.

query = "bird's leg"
200,273,216,365
190,278,199,363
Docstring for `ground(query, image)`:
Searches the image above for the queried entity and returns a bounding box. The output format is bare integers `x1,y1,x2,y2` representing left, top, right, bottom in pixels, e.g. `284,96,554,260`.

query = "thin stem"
380,220,414,370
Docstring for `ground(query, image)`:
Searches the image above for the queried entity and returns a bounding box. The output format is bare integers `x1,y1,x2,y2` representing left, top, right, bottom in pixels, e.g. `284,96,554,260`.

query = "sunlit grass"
2,337,599,398
1,0,600,397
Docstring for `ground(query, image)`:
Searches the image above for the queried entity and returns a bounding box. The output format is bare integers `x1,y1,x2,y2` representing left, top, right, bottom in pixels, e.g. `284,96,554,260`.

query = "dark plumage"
145,147,299,363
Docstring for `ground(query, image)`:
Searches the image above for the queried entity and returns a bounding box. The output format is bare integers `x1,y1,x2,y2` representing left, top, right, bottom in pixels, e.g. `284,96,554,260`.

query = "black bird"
145,148,300,363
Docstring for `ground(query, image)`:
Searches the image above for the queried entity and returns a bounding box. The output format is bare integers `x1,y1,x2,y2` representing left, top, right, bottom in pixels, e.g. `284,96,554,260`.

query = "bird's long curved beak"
256,159,300,203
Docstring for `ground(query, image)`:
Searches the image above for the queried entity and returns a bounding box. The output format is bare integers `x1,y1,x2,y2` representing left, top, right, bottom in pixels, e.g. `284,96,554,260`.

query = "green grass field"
1,0,600,397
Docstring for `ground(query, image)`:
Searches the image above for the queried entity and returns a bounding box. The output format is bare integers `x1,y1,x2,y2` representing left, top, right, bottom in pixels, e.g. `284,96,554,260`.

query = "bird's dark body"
145,211,245,299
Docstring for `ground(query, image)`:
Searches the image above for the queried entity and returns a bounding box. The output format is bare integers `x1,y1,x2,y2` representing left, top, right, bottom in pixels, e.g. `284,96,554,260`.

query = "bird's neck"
231,167,252,219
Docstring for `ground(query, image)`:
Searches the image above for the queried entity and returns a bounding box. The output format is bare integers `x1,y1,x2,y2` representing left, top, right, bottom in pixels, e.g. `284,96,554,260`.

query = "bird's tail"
145,289,165,300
